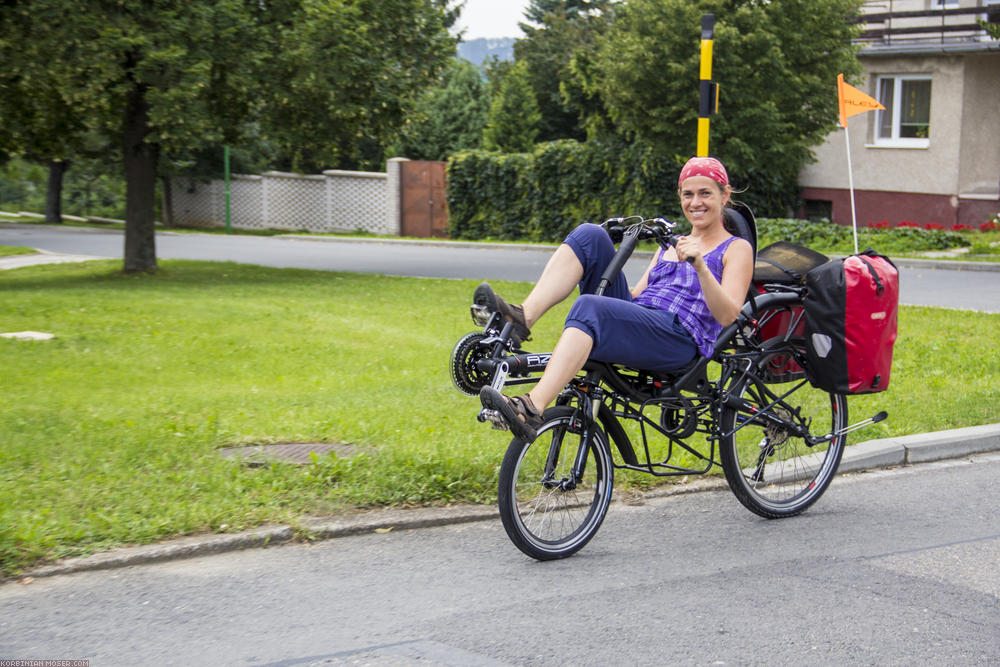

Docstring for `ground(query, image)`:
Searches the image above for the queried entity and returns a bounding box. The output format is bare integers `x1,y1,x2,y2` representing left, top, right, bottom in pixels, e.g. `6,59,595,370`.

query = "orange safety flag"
837,73,885,127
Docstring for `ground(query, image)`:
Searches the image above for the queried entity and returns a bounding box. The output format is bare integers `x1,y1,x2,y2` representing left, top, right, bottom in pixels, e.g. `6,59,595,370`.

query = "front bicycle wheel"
497,406,613,560
719,346,848,519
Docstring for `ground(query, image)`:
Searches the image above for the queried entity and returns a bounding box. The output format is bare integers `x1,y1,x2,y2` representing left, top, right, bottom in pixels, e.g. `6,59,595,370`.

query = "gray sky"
453,0,531,39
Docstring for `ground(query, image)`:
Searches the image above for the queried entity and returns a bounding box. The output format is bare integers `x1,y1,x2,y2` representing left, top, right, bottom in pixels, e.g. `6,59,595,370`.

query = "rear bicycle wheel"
497,406,613,560
719,346,848,519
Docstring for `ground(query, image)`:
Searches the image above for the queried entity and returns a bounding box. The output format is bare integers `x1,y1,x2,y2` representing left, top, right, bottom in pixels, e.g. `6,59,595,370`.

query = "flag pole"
837,73,882,255
843,124,860,254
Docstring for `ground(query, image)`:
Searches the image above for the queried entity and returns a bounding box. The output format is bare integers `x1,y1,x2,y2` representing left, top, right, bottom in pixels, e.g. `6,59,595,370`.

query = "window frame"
873,74,932,149
930,0,958,7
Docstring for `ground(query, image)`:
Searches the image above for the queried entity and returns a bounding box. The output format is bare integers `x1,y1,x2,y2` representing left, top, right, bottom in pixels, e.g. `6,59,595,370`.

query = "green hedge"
447,139,804,241
447,141,971,255
447,140,686,242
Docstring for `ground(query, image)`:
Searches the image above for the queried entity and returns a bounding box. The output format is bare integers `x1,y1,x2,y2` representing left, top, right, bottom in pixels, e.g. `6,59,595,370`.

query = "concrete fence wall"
171,160,408,235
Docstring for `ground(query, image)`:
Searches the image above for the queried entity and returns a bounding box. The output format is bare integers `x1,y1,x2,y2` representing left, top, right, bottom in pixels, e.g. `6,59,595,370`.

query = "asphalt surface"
3,225,999,580
4,453,1000,665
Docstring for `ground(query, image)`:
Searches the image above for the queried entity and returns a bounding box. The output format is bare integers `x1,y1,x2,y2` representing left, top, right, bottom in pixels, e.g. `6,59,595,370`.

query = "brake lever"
648,219,694,264
600,217,627,243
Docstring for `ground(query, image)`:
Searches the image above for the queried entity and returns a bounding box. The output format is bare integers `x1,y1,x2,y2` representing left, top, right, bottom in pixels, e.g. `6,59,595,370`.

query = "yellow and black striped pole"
697,14,718,157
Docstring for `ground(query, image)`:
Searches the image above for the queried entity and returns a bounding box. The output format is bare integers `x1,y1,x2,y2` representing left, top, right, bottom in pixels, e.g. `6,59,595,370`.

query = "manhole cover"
218,443,358,466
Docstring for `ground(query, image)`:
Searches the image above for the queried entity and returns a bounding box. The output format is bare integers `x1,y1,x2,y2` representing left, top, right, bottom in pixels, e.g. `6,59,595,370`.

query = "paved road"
3,454,999,665
2,223,999,312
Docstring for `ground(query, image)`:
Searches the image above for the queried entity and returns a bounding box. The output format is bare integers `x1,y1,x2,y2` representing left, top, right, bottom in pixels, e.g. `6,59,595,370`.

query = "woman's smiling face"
679,175,730,228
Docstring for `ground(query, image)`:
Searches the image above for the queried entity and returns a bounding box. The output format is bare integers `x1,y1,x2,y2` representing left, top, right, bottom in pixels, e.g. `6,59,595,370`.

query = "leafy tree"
0,4,95,224
257,0,458,172
482,61,542,153
389,58,490,161
0,0,456,272
515,0,615,142
584,0,863,214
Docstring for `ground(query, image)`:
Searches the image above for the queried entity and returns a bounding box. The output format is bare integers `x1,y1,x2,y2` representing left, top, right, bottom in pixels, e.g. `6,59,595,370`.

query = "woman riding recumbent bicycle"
450,157,887,560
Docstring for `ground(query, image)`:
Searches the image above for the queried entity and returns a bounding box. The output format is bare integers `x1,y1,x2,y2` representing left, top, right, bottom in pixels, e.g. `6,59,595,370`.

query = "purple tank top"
633,236,737,357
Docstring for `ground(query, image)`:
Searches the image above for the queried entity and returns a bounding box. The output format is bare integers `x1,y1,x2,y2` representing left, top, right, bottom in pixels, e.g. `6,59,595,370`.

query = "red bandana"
678,157,729,188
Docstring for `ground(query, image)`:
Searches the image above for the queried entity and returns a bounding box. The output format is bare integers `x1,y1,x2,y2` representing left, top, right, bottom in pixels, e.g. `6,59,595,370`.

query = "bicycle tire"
497,406,614,560
719,342,848,519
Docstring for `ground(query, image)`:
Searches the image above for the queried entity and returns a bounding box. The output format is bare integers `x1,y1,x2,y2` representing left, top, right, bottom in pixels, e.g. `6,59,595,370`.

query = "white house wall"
958,53,1000,197
799,56,967,196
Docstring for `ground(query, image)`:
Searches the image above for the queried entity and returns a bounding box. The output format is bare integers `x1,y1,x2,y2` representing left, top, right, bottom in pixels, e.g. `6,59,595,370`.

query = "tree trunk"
160,175,174,228
122,80,159,273
45,159,68,223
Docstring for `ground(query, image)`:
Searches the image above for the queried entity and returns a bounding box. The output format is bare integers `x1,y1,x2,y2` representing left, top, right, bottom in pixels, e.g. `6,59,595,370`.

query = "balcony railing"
853,4,1000,47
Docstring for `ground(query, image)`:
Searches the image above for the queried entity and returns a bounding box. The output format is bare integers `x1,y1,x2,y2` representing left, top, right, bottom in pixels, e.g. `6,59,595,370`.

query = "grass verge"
1,260,998,576
0,245,37,257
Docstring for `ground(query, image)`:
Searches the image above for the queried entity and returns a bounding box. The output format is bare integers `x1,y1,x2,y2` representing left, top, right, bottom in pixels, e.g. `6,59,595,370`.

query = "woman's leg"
527,326,593,409
525,296,696,412
496,223,631,329
479,225,634,439
480,325,593,442
520,244,583,328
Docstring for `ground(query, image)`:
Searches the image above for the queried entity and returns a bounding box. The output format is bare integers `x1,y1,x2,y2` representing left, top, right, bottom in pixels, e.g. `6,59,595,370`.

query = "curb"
839,422,1000,473
17,422,1000,581
0,249,110,270
22,506,500,581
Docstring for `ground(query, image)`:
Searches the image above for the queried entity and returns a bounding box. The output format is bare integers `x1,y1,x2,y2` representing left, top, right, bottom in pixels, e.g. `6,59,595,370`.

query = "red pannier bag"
752,242,829,382
802,249,899,394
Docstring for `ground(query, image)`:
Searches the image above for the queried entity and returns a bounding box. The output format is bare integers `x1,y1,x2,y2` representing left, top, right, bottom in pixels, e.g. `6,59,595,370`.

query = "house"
798,0,1000,227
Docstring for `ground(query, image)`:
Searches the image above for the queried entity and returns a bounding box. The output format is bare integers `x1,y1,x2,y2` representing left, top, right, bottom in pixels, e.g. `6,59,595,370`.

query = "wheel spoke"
498,408,613,559
720,343,847,518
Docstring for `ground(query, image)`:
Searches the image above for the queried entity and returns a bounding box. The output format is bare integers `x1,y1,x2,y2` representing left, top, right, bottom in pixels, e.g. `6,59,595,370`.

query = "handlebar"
600,216,692,262
594,216,691,297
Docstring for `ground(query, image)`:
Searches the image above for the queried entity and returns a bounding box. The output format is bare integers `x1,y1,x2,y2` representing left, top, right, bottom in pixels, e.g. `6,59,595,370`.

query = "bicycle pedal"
478,408,509,431
470,304,492,326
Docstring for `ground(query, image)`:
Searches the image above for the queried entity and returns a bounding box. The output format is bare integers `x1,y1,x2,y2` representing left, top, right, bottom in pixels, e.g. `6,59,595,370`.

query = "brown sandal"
480,387,541,442
473,283,531,343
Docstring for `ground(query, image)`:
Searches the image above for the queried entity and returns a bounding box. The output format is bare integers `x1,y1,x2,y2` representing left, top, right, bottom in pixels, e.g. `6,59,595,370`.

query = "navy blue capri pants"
562,223,699,372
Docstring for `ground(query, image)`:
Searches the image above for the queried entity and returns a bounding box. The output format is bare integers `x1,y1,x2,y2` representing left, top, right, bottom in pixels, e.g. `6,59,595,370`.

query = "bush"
447,139,792,242
448,145,980,255
757,218,969,254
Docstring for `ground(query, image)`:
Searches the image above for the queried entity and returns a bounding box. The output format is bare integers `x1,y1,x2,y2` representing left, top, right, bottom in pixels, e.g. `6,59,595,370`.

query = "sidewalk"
20,422,1000,580
0,248,109,270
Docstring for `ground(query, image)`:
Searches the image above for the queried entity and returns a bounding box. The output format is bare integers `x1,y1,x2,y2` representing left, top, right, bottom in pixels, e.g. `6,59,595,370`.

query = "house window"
804,199,833,222
930,0,957,7
875,75,932,148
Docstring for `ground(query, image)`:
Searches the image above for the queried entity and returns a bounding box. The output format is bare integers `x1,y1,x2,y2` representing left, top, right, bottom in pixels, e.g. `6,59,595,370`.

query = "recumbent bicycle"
450,206,886,560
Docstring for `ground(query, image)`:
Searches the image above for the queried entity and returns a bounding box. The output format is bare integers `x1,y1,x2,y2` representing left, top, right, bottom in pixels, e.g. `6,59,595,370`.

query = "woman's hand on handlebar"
673,235,700,266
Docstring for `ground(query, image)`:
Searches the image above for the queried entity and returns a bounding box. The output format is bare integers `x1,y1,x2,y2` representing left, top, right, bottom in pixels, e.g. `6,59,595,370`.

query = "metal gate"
400,160,449,238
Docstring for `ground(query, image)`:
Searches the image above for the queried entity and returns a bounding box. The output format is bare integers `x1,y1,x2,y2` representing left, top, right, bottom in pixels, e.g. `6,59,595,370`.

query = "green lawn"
1,259,998,576
0,244,37,257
